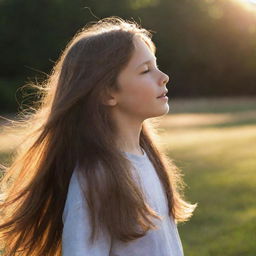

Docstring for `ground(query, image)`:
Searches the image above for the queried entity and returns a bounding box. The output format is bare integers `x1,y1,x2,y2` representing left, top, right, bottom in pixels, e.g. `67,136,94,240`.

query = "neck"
111,110,144,155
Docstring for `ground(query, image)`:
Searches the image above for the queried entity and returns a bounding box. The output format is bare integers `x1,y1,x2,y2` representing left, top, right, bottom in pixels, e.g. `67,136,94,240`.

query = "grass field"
1,97,256,255
158,97,256,256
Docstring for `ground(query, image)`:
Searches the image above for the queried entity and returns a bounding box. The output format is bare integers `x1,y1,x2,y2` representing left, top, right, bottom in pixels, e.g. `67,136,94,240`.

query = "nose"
161,72,169,86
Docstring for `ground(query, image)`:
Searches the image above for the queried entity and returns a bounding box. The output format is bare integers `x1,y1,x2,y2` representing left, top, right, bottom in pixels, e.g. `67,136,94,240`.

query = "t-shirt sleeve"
62,170,111,256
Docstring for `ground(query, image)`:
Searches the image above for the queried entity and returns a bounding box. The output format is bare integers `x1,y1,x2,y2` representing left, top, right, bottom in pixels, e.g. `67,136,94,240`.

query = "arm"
62,170,111,256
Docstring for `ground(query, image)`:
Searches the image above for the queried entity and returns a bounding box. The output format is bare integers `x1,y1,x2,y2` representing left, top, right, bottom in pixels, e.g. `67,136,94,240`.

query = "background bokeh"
0,0,256,255
1,0,256,112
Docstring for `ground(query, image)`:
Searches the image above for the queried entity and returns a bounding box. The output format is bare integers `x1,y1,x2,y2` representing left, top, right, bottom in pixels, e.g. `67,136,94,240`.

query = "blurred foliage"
0,0,256,113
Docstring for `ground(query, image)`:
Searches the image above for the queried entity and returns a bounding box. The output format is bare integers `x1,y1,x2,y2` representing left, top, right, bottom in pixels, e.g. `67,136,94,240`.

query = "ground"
1,97,256,255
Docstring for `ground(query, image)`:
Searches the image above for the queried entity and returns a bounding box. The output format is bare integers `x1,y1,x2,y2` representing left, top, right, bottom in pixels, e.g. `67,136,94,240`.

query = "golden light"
232,0,256,12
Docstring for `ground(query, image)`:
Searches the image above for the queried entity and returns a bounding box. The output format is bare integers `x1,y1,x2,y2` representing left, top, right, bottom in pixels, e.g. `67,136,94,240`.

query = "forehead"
133,35,154,54
126,36,156,69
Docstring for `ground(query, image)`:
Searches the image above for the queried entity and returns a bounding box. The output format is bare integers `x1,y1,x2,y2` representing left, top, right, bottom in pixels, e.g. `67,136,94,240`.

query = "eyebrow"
136,57,157,69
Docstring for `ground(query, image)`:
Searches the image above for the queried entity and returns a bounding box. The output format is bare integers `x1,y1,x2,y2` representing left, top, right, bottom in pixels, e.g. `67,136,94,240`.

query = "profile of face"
107,35,170,122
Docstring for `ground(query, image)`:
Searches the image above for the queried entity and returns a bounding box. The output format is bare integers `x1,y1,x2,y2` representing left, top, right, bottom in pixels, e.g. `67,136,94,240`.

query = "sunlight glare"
232,0,256,12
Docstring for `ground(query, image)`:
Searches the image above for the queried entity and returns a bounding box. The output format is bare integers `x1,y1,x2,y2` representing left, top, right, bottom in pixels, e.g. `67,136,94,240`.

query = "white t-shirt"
62,148,184,256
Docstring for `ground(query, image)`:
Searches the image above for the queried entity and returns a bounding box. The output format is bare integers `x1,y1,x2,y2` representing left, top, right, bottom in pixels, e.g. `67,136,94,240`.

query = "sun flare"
233,0,256,11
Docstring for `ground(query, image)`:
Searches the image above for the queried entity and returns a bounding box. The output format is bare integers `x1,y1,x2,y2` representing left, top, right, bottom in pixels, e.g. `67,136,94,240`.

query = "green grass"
171,127,256,255
1,97,256,255
158,97,256,255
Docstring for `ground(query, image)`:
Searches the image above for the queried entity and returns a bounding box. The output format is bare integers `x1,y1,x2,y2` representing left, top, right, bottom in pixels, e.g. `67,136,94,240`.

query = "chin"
148,109,169,119
143,104,170,119
160,109,169,116
159,105,169,116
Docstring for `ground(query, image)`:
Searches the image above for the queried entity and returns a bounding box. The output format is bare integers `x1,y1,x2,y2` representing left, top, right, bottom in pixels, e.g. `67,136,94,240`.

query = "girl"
0,16,197,255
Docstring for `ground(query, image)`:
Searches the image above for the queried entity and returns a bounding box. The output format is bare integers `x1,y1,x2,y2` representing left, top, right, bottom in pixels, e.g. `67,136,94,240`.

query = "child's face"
109,35,170,120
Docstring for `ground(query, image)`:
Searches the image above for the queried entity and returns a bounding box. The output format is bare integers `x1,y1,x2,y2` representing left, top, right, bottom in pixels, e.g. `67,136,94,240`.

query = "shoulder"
62,163,86,223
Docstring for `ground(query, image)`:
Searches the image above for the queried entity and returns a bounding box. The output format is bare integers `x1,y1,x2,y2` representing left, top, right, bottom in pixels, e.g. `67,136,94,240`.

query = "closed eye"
141,64,159,74
141,69,151,74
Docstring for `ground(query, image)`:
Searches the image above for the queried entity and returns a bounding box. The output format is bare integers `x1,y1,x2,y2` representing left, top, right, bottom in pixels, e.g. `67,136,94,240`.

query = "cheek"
117,75,157,108
130,77,156,96
120,86,156,111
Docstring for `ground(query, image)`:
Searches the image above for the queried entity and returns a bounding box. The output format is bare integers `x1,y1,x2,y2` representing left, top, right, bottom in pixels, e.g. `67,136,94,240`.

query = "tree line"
1,0,256,112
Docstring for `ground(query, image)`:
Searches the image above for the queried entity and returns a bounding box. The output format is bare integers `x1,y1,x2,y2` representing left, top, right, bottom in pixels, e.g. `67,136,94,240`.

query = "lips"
157,90,168,98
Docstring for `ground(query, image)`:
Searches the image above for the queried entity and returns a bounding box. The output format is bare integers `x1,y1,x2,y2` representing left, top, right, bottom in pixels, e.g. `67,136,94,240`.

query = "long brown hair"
0,16,197,255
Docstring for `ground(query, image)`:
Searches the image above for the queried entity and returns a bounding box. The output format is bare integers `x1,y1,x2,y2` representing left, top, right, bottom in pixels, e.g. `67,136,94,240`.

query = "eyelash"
141,65,159,74
142,69,151,74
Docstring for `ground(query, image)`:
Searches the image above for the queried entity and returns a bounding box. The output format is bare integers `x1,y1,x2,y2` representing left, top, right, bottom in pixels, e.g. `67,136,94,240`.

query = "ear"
105,97,117,106
101,89,118,106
